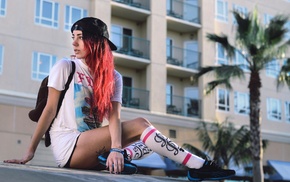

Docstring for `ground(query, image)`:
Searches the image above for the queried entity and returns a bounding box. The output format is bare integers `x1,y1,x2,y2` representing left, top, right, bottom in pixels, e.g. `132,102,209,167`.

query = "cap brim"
108,40,117,51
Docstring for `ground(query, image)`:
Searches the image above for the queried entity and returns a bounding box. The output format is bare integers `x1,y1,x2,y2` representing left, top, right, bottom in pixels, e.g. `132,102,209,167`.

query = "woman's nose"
72,40,78,46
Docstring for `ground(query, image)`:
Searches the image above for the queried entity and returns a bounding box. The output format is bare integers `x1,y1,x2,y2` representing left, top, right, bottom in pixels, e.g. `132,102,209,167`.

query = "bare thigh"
68,117,151,169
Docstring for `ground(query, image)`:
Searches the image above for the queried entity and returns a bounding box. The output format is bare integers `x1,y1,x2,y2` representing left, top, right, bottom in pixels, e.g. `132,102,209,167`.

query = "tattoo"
96,146,106,157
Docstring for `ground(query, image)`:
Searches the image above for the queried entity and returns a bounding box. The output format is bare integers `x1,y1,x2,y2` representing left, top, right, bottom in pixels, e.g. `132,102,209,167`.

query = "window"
166,38,173,59
235,50,249,71
285,101,290,122
169,129,176,138
285,21,290,39
217,88,229,111
266,59,280,77
216,43,228,65
64,5,87,31
122,76,132,105
267,98,281,121
264,13,273,25
234,92,249,114
111,25,122,49
216,0,228,22
0,45,3,74
111,25,133,51
283,59,290,76
166,84,173,105
0,0,6,16
35,0,59,28
232,4,247,24
32,52,57,80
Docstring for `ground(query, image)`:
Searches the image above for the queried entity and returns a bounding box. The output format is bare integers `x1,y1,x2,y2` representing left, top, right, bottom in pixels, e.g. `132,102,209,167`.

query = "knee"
135,117,152,130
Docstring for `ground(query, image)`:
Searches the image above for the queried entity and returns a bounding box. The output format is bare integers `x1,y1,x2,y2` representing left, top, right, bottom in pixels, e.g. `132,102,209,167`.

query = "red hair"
83,37,115,121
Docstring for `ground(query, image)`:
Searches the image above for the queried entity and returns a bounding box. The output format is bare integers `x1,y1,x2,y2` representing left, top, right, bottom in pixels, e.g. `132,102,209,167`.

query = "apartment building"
0,0,289,177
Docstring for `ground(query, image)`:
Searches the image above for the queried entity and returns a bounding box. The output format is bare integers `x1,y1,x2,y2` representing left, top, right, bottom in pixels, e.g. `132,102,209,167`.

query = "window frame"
0,44,4,74
266,59,280,78
215,0,228,22
234,49,249,71
35,0,59,28
264,13,273,25
217,88,230,111
64,5,87,31
0,0,7,17
285,101,290,123
32,51,57,81
166,37,173,59
234,91,249,115
216,43,228,65
267,98,282,121
166,84,173,105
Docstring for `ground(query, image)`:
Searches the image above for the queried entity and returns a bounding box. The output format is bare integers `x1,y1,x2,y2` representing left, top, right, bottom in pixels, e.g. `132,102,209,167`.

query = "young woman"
4,17,235,181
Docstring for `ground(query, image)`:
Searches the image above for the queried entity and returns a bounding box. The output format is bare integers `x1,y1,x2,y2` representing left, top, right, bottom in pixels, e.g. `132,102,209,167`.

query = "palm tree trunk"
248,70,264,182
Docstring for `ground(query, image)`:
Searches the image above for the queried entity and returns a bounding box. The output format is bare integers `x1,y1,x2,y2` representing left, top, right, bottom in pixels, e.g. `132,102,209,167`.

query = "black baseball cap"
71,17,117,51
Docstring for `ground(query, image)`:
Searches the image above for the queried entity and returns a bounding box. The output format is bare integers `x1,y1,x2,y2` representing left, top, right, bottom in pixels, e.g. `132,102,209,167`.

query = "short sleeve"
111,70,123,103
47,59,72,91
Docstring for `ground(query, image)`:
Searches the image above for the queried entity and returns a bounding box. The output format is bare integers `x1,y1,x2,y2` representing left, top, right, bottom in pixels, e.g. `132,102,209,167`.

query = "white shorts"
50,130,81,167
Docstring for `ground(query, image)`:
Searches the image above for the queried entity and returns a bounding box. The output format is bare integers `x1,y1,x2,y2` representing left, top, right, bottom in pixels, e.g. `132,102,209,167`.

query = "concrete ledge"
0,162,187,182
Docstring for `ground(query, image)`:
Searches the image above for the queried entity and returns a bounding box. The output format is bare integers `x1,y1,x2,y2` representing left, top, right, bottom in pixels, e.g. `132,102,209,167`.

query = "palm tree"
183,120,268,169
194,9,290,182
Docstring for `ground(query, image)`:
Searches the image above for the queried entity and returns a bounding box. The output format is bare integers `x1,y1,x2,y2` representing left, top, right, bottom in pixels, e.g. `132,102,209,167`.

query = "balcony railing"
113,0,150,10
166,94,201,118
167,45,200,70
122,86,149,110
112,32,150,59
167,0,200,24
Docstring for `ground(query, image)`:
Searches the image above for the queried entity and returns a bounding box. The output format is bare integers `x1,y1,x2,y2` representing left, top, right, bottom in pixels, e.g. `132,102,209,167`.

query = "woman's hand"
3,150,34,165
106,151,124,174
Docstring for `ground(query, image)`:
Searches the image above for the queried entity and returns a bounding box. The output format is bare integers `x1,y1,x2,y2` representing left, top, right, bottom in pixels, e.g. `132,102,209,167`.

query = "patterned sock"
124,141,153,160
140,126,205,169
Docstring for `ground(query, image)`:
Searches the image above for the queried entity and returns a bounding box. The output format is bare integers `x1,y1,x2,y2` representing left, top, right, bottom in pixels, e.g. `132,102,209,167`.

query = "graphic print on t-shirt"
74,69,101,132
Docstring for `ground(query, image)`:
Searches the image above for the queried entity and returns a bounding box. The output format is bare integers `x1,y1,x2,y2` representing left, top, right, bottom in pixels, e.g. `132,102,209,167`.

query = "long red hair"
83,36,115,121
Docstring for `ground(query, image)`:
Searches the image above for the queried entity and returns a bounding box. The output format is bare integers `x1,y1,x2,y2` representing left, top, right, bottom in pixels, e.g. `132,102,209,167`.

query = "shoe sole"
188,171,235,181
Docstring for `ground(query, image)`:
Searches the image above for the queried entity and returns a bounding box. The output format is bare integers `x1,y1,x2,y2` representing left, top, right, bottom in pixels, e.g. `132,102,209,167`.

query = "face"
72,30,88,59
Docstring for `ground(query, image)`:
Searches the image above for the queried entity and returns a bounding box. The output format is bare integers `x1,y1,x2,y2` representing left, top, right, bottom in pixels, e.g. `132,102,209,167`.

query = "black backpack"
29,61,75,147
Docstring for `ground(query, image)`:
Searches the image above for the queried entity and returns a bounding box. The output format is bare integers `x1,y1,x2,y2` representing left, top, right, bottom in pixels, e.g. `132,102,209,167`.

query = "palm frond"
205,79,232,95
206,34,235,58
265,14,290,45
215,65,245,79
196,65,245,94
233,10,251,40
196,122,216,154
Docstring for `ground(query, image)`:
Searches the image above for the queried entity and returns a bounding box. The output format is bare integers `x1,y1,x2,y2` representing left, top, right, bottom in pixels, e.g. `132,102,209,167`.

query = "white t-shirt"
47,58,122,167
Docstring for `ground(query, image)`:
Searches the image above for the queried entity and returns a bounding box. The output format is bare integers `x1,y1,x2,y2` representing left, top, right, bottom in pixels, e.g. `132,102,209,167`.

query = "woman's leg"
68,117,150,169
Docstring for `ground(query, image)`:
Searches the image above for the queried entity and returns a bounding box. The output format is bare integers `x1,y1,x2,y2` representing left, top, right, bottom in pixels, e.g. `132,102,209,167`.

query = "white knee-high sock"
124,141,153,160
140,126,205,169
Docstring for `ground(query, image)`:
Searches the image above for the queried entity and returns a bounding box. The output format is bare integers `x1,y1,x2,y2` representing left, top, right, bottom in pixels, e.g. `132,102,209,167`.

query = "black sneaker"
98,150,138,175
188,160,235,181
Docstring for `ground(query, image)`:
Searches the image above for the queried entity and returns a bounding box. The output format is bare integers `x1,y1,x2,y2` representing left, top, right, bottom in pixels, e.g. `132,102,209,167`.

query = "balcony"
167,45,200,69
166,0,201,33
111,0,150,21
122,86,149,110
166,94,201,118
166,45,200,77
112,0,150,10
112,33,150,59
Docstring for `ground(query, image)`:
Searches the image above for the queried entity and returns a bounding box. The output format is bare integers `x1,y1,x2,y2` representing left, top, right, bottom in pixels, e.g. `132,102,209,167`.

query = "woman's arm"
4,87,60,164
106,101,124,173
